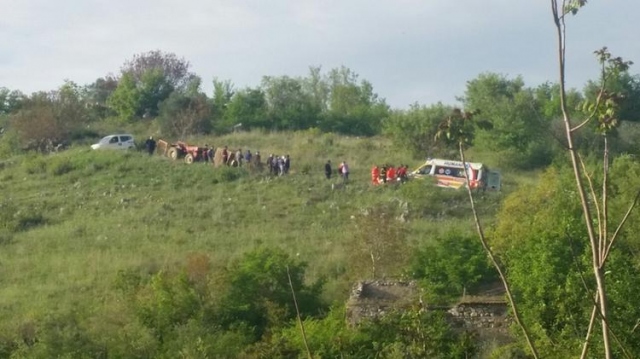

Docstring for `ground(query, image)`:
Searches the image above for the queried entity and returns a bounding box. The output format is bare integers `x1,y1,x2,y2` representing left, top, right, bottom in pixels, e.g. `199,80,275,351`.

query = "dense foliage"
1,39,640,358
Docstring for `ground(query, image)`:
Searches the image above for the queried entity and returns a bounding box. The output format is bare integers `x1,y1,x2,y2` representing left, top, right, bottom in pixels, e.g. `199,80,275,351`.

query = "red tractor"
158,140,205,164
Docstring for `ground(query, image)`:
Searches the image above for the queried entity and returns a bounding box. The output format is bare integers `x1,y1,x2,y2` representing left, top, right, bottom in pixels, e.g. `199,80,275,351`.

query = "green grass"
0,131,532,334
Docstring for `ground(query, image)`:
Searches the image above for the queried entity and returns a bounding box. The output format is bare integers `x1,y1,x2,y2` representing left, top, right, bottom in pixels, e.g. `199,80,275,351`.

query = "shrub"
218,247,325,339
22,155,47,175
48,157,75,176
409,231,498,303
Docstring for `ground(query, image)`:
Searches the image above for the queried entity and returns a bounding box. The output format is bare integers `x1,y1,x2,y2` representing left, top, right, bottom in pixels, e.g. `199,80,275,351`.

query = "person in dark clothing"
267,154,275,174
222,146,229,165
203,145,210,162
207,147,214,163
325,160,332,179
145,136,156,155
284,155,290,174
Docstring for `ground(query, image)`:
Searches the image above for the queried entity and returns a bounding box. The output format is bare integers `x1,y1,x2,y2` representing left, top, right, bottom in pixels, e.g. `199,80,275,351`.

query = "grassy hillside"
0,130,511,337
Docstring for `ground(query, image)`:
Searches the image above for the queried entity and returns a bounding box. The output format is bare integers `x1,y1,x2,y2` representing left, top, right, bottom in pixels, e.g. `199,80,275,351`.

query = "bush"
22,155,47,175
218,247,325,339
210,166,248,184
0,130,21,159
409,231,498,303
48,157,75,176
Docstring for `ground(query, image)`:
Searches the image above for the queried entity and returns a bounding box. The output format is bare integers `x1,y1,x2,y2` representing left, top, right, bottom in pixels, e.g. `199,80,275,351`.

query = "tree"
463,73,553,169
551,2,637,357
137,68,174,118
83,76,118,121
107,73,141,123
108,50,194,121
436,108,540,358
158,90,211,138
383,102,455,159
121,50,192,90
11,82,88,152
0,88,26,116
410,232,498,304
492,163,640,358
262,75,319,130
323,66,389,136
301,66,330,114
583,71,640,124
218,248,324,340
211,78,234,124
222,87,268,131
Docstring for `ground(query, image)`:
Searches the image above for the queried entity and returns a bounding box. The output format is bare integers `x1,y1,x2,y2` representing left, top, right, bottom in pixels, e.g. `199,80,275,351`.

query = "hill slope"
0,131,505,338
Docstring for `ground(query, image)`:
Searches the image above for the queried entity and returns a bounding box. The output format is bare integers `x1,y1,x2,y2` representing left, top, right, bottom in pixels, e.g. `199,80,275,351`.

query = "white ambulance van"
408,158,501,191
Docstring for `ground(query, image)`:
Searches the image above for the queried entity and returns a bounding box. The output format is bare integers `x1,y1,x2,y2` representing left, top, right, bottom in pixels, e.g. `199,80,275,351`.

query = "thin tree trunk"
580,305,597,359
287,266,312,359
551,2,612,357
459,145,540,359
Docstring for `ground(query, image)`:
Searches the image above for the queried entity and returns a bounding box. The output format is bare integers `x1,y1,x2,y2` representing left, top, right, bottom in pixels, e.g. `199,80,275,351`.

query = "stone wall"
447,302,508,329
345,281,420,326
346,280,511,342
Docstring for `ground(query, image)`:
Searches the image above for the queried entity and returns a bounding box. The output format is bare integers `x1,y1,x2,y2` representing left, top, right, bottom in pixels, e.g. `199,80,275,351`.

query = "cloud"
0,0,638,109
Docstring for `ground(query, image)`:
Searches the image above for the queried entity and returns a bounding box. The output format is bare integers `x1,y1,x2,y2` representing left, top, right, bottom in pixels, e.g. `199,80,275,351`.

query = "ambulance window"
436,166,460,177
419,165,432,174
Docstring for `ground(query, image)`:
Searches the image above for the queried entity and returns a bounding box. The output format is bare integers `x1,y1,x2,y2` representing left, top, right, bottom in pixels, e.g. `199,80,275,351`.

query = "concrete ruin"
345,280,511,342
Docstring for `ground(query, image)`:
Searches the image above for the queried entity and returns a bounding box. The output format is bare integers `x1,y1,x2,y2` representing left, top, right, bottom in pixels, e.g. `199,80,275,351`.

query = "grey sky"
1,0,638,109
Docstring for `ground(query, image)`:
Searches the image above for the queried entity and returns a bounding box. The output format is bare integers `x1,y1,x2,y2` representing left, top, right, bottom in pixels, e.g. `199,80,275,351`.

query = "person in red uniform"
371,165,380,185
386,166,396,183
397,165,407,182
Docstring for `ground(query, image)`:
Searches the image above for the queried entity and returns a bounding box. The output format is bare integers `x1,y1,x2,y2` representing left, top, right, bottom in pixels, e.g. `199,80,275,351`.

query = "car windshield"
418,165,432,175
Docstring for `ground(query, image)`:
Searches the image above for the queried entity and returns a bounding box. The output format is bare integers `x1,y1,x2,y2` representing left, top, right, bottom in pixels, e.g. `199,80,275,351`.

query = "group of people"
324,160,350,181
217,146,260,167
371,164,409,185
266,154,291,175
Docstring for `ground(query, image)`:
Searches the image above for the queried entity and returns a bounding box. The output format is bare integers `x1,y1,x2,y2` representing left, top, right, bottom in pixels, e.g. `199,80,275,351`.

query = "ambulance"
408,158,501,191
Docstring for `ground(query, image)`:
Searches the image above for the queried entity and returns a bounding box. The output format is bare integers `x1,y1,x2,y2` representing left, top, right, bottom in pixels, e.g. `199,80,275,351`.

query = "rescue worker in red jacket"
386,166,396,183
371,165,380,185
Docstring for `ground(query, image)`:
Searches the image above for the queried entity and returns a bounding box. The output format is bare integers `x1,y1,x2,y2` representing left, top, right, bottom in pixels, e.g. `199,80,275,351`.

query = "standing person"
236,149,243,167
341,161,350,182
284,155,290,174
277,156,285,176
267,154,275,174
145,136,156,156
208,147,215,164
203,145,210,162
371,165,380,185
397,165,408,182
386,165,396,183
325,160,332,179
245,150,252,164
222,146,229,165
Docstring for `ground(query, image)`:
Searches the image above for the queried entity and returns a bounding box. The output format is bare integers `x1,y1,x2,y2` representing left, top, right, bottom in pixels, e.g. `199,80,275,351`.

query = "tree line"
2,49,640,168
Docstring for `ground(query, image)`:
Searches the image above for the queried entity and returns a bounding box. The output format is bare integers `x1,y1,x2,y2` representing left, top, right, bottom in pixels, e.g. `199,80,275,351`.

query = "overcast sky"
1,0,638,109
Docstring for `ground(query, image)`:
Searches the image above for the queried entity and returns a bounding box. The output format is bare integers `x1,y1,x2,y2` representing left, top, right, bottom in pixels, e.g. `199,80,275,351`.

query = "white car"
91,134,135,150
